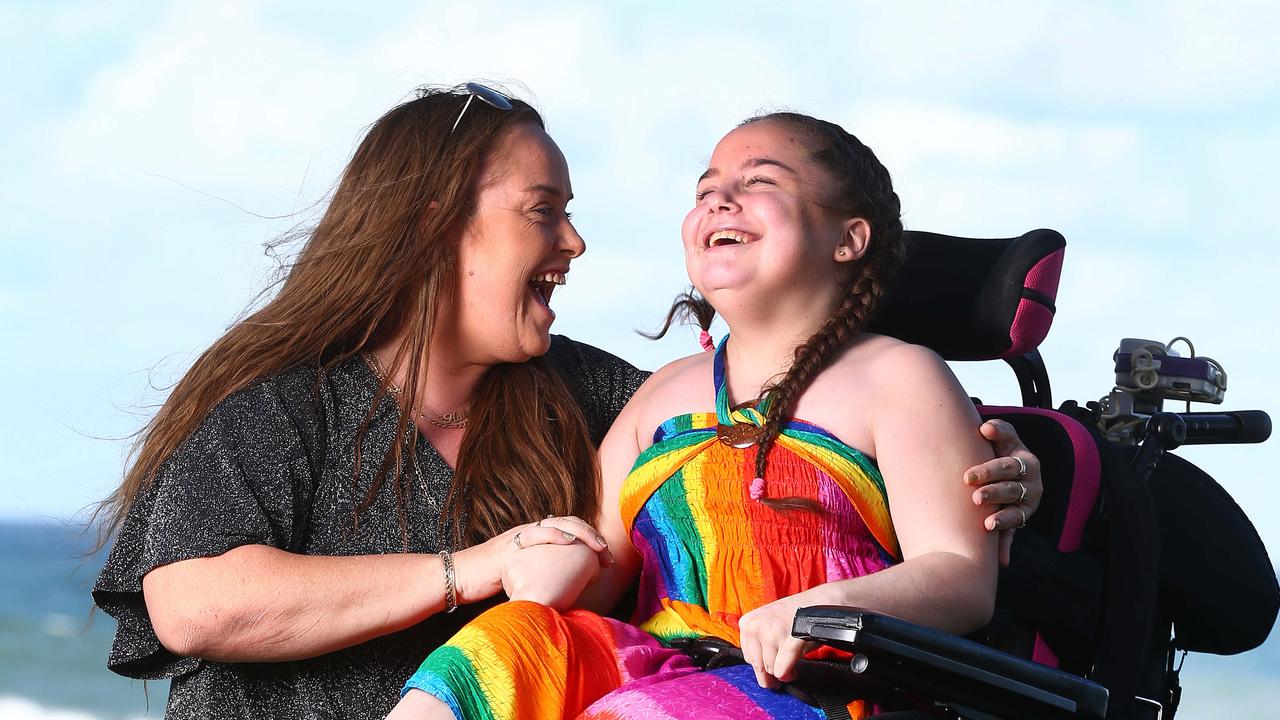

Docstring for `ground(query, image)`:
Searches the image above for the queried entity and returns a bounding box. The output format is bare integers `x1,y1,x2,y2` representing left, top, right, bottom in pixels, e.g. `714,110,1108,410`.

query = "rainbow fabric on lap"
403,337,900,718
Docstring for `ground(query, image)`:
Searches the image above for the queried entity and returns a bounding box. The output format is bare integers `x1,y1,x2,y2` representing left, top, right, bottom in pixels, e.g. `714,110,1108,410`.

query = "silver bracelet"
439,550,458,613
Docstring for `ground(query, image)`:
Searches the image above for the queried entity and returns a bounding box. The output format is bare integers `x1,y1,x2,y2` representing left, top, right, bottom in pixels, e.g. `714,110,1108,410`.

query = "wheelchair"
774,229,1279,719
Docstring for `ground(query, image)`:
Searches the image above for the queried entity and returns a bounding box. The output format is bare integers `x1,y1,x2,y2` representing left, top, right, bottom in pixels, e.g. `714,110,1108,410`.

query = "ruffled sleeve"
92,373,321,679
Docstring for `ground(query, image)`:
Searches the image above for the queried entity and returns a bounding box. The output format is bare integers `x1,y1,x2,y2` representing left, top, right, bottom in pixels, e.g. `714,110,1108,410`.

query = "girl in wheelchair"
391,113,1003,719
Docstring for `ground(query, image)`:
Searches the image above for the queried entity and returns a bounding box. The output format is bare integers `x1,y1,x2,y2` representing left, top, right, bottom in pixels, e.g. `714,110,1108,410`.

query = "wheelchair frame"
788,229,1275,720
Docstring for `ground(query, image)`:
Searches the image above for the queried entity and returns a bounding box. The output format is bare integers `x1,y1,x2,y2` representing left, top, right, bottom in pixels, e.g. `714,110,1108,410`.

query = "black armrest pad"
793,606,1108,720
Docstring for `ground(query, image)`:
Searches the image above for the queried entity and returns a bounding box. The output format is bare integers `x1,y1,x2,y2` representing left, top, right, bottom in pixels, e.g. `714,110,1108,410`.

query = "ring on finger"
513,531,526,550
1015,480,1028,504
1013,455,1028,478
1015,506,1028,528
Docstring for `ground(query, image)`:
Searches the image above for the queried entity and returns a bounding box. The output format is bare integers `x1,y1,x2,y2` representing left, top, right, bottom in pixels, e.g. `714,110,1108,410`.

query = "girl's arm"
565,393,647,613
499,370,658,614
739,343,997,688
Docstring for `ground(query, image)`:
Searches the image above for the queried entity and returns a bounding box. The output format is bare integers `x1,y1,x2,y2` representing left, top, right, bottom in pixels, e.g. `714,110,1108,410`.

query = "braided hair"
651,113,906,513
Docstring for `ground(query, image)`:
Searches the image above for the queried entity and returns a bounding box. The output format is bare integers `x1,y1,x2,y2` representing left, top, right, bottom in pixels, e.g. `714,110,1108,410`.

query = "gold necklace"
363,353,469,430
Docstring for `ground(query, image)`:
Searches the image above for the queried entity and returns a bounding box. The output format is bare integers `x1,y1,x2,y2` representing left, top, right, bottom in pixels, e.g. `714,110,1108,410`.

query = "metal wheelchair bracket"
1135,695,1163,720
1004,349,1053,408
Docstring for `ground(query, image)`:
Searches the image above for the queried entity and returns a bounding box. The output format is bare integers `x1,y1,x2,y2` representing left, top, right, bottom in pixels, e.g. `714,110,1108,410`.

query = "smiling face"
443,122,585,364
682,121,866,310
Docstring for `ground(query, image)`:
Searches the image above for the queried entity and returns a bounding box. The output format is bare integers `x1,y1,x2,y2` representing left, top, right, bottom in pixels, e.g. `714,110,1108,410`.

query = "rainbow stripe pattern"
402,338,900,718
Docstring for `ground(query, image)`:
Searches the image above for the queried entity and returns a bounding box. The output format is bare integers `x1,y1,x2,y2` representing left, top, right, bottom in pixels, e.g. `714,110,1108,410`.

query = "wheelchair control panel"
1088,337,1270,448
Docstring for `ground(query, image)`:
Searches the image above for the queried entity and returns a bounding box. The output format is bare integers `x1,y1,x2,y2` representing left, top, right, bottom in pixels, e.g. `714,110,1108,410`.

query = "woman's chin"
515,327,554,360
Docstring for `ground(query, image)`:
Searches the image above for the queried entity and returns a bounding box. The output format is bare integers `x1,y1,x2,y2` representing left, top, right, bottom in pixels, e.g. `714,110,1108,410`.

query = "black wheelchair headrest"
869,229,1066,361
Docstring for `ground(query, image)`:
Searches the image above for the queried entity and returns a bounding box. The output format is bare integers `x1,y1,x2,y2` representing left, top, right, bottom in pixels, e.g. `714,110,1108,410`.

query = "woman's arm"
739,343,997,688
143,546,448,662
144,520,608,662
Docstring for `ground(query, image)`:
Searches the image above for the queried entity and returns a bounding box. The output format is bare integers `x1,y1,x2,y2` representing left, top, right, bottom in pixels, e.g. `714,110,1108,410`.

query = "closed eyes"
695,175,777,201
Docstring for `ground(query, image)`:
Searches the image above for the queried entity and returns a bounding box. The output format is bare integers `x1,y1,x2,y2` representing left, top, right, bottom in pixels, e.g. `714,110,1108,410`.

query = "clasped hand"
501,515,611,610
455,515,611,609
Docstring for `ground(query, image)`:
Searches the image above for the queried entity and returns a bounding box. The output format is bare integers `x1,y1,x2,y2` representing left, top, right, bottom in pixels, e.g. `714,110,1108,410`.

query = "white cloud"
841,0,1280,109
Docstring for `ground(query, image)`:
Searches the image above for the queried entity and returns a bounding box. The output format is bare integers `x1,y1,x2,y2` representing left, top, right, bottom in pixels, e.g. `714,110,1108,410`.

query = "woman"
92,85,1041,720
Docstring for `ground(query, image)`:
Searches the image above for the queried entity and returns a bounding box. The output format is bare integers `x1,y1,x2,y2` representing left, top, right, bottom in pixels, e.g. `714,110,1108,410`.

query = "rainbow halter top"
619,337,902,645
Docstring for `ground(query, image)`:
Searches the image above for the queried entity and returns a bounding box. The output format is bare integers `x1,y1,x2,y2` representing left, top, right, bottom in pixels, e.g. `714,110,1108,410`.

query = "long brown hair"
96,85,599,549
651,113,906,513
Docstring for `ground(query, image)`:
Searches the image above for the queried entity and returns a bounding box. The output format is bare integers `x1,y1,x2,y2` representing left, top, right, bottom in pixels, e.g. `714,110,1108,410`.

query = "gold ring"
1013,455,1028,478
1016,506,1028,528
1015,481,1028,504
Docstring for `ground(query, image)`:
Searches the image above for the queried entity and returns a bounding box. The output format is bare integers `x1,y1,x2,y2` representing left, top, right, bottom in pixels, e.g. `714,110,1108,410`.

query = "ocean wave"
0,696,150,720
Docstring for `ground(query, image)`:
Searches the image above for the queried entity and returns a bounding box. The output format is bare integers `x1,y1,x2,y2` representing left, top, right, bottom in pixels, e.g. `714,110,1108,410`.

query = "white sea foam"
39,613,78,638
0,696,150,720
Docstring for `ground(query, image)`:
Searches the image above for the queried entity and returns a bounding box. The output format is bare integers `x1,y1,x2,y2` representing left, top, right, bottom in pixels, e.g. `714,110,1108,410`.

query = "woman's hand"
502,541,601,610
453,516,613,605
737,591,817,689
964,419,1044,566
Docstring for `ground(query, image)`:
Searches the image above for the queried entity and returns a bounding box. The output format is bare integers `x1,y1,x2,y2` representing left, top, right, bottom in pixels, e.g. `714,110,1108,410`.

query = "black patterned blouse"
92,336,648,719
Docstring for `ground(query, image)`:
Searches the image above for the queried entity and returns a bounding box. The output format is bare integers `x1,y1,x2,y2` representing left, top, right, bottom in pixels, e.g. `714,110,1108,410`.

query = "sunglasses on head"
451,82,514,133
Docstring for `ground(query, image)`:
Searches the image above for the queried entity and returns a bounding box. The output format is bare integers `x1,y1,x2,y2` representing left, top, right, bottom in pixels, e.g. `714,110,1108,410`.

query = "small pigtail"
640,287,716,349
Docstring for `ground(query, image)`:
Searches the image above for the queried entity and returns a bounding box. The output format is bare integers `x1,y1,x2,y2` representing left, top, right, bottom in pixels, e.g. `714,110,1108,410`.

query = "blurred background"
1,1,1276,717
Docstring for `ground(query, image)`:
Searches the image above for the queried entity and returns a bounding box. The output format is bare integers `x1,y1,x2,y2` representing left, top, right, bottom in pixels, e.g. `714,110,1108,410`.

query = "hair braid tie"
699,330,716,352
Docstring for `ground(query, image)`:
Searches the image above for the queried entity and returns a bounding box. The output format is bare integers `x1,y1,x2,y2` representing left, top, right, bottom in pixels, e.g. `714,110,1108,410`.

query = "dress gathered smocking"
404,338,901,719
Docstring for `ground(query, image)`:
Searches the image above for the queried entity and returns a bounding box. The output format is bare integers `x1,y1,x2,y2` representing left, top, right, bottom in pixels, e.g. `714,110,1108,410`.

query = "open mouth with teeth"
706,230,756,248
528,270,566,312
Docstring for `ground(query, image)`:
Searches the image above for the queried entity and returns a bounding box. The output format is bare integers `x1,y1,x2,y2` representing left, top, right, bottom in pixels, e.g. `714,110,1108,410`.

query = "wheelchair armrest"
793,606,1108,720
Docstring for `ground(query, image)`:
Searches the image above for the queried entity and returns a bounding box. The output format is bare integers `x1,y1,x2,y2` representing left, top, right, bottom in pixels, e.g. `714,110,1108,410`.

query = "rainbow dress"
403,339,901,719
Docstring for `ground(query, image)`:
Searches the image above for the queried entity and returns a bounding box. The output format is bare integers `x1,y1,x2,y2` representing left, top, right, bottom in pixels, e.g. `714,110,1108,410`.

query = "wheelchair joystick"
1124,412,1187,490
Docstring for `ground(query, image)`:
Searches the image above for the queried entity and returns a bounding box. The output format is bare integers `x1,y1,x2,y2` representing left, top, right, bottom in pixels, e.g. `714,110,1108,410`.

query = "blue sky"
2,0,1278,558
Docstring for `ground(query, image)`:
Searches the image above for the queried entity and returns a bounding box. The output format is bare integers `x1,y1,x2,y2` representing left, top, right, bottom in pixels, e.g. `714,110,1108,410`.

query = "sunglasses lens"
464,82,514,111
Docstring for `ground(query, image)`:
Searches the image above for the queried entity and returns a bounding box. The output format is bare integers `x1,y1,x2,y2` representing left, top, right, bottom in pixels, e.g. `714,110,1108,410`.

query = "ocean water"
2,518,1276,719
0,520,166,720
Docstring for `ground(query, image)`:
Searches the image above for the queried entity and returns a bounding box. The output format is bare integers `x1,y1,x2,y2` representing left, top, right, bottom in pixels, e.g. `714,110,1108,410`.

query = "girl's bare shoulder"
827,332,948,385
795,333,958,449
627,351,717,439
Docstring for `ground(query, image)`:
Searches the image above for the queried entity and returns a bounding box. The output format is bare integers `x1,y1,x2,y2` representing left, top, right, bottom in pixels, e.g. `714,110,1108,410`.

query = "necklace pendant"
420,409,468,430
717,423,762,449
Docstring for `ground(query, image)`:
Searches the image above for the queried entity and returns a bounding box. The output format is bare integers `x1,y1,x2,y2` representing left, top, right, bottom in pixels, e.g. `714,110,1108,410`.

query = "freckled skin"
436,123,586,366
